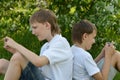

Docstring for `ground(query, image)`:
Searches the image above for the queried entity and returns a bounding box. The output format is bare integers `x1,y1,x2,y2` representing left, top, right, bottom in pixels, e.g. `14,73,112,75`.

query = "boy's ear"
82,33,88,40
45,22,51,29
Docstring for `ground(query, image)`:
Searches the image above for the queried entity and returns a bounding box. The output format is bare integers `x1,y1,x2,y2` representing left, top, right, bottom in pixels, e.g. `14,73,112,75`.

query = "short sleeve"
84,55,100,76
42,41,72,64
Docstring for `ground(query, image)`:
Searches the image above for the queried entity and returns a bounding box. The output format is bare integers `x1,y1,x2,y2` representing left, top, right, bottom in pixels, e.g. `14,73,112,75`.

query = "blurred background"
0,0,120,79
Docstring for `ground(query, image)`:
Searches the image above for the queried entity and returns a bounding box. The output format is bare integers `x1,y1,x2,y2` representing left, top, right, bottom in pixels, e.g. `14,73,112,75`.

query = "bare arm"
100,44,113,80
4,36,49,67
17,44,49,67
94,48,105,63
93,43,115,80
92,72,103,80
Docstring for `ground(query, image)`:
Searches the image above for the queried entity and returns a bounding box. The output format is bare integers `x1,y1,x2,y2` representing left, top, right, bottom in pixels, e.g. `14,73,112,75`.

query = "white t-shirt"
39,34,73,80
71,45,100,80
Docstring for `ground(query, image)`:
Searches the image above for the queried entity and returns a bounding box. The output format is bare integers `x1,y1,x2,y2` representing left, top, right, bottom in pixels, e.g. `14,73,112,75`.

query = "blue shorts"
19,62,45,80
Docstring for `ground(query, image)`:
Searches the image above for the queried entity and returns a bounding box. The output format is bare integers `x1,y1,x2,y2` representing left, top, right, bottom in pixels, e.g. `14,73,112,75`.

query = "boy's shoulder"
71,45,92,58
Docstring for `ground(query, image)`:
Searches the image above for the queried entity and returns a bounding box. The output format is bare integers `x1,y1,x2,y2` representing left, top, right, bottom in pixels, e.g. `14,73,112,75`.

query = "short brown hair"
72,19,97,44
29,9,61,36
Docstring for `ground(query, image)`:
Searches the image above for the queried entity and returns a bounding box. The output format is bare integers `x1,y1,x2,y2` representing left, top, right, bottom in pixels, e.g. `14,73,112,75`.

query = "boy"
0,9,73,80
72,19,120,80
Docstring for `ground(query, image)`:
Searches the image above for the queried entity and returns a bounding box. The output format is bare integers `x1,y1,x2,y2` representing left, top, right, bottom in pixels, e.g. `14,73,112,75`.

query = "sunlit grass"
0,72,119,80
114,73,120,80
0,75,4,80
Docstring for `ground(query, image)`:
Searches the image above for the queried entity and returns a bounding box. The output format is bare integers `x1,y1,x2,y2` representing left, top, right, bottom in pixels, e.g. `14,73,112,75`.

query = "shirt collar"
48,34,61,46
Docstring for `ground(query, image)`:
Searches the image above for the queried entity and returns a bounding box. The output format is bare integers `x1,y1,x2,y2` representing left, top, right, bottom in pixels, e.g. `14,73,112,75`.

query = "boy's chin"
38,38,43,41
38,37,46,41
87,47,91,50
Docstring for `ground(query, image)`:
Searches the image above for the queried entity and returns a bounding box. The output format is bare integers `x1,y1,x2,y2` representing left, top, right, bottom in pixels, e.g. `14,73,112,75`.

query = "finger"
109,43,116,49
3,44,7,48
4,45,9,49
106,42,111,46
111,41,115,45
4,37,8,42
112,45,116,50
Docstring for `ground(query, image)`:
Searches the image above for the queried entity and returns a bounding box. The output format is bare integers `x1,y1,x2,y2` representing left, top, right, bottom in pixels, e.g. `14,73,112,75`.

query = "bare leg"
0,59,9,75
111,51,120,71
4,52,28,80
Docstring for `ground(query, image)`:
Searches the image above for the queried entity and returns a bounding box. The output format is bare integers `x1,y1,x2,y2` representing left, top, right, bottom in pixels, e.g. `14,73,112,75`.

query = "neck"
74,42,86,50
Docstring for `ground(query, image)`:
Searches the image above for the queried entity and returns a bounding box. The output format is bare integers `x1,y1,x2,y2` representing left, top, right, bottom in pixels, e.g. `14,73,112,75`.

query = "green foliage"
46,0,120,57
0,0,41,53
0,0,120,79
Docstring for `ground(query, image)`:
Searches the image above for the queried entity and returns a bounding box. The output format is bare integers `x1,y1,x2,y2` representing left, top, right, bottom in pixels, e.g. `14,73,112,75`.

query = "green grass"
0,73,120,80
0,75,4,80
113,72,120,80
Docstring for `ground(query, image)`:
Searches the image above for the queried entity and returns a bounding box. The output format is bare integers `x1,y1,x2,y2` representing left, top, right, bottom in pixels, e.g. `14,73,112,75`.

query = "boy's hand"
4,36,18,51
104,42,115,57
4,45,17,54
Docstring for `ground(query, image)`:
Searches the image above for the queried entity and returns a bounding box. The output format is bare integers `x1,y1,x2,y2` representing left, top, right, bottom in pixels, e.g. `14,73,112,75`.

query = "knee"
0,58,9,74
0,58,6,64
112,51,120,60
10,53,28,70
0,59,4,71
0,58,7,69
112,51,120,71
10,53,23,63
112,52,119,64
